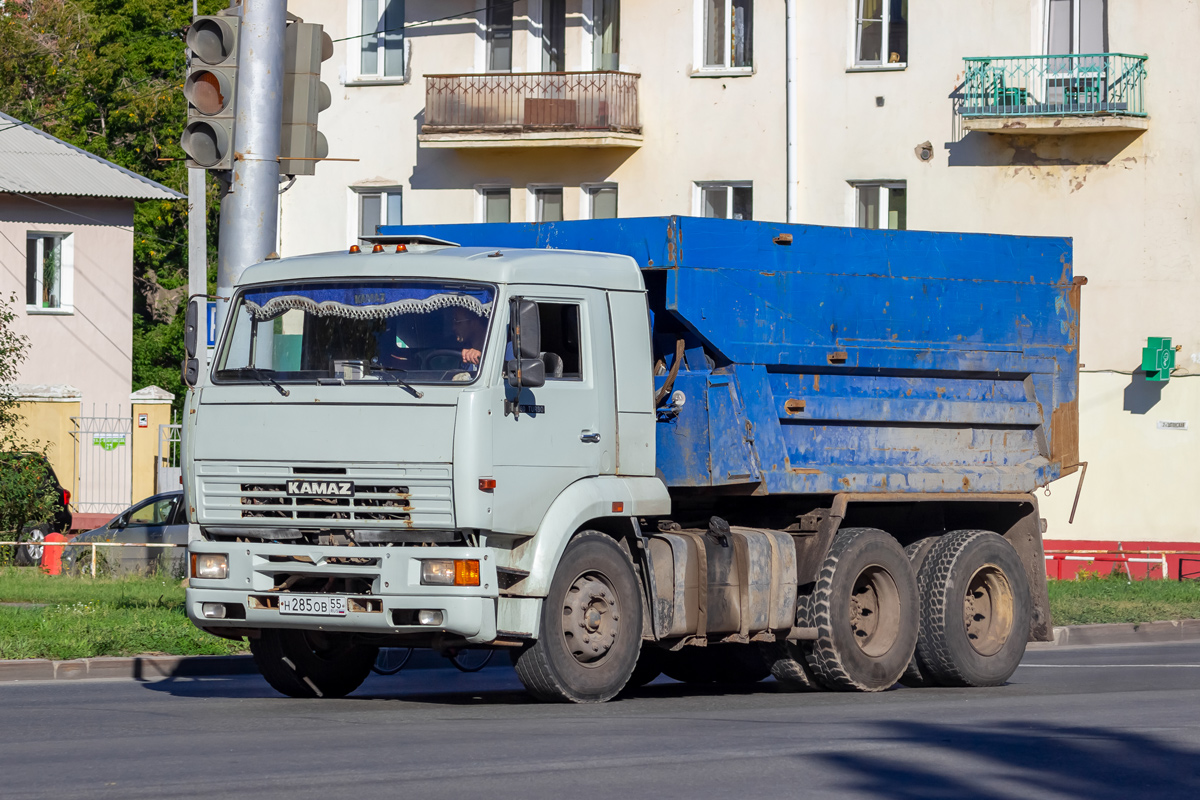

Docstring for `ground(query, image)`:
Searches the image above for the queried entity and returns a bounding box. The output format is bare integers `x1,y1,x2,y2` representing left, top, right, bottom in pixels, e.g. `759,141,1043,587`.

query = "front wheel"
250,629,378,698
512,531,643,703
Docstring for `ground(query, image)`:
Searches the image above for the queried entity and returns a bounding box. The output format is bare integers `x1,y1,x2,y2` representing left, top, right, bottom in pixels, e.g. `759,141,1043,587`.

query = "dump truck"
182,216,1083,701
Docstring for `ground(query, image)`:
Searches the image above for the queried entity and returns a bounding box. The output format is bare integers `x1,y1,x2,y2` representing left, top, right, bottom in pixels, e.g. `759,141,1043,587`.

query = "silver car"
63,491,187,576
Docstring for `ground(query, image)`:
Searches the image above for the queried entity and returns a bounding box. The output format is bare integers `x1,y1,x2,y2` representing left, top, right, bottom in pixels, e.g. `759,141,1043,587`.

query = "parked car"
0,452,73,566
63,491,186,576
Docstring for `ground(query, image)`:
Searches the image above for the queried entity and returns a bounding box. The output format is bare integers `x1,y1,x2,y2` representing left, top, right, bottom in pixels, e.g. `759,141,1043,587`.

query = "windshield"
214,280,496,385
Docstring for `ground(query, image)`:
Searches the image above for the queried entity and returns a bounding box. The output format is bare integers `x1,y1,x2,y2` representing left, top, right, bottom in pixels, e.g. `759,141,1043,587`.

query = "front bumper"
186,539,500,643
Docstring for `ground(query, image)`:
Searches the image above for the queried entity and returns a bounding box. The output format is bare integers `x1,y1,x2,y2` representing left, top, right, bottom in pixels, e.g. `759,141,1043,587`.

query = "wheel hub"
963,564,1015,656
562,573,621,665
849,565,902,658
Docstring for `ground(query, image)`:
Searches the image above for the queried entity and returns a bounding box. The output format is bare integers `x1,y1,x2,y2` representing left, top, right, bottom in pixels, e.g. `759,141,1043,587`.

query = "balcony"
418,71,642,149
959,54,1148,135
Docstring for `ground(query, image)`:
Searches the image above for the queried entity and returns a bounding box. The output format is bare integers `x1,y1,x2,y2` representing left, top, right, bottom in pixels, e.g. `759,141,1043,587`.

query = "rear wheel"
512,532,643,703
804,528,919,692
915,530,1030,687
899,537,940,688
14,525,47,567
250,629,378,698
760,640,825,691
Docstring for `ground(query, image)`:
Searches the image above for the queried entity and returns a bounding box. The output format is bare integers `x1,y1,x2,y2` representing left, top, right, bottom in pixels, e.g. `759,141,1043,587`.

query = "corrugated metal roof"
0,111,184,200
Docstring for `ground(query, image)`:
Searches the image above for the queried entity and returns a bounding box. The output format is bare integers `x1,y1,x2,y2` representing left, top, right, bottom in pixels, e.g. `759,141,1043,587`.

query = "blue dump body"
380,217,1081,496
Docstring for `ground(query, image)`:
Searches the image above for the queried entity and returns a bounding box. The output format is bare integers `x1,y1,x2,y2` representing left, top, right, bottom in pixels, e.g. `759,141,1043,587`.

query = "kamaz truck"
182,217,1083,702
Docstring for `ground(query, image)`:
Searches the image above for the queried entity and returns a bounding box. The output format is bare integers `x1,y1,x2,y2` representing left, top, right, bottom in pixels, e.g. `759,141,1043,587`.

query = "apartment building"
279,0,784,251
280,1,1200,562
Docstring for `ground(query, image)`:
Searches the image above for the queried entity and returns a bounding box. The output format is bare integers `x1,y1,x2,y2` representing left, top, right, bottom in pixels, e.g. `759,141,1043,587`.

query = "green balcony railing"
961,53,1147,118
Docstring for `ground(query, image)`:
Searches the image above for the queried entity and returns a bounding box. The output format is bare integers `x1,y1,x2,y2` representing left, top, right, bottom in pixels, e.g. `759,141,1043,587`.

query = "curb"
0,648,488,683
1032,618,1200,648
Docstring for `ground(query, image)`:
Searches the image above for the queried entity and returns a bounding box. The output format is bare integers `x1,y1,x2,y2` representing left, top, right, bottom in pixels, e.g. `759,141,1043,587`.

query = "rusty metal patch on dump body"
1050,399,1080,476
784,398,806,414
827,351,848,364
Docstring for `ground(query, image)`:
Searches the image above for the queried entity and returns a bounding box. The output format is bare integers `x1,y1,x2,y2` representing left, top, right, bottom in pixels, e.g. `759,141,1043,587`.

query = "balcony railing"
960,54,1147,118
422,71,641,135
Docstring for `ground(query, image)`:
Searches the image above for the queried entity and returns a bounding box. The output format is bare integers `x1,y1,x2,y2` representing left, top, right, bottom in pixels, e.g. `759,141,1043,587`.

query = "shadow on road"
818,719,1200,799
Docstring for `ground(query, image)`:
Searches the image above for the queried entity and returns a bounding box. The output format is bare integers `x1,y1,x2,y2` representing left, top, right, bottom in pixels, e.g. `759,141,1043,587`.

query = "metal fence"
70,406,132,514
423,71,641,133
960,53,1148,118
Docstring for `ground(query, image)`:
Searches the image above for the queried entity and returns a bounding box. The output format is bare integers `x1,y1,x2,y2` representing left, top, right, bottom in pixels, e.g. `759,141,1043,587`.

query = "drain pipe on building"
785,0,800,223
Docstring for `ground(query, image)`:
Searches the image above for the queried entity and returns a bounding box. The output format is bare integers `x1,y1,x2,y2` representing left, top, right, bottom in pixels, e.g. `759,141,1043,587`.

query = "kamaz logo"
286,480,355,497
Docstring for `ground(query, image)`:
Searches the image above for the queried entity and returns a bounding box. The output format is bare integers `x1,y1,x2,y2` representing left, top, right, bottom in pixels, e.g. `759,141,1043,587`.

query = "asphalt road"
3,642,1199,800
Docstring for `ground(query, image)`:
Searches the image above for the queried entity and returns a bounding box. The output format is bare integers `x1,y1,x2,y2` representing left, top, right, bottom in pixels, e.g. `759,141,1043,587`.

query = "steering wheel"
421,349,468,371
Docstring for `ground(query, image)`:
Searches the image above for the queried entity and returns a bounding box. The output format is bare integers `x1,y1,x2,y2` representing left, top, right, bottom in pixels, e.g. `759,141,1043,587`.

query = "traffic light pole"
214,0,287,343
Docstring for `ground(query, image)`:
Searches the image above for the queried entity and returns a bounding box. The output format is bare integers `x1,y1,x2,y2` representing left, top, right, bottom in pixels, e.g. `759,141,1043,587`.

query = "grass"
1,566,1198,660
1048,574,1200,626
0,567,246,661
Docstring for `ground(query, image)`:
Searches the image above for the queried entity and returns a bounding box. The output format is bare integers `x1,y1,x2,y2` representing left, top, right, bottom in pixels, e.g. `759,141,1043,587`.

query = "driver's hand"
462,348,482,365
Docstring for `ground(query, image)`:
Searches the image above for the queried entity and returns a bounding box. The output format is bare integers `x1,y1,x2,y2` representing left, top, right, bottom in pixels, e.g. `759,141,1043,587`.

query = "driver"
451,307,488,371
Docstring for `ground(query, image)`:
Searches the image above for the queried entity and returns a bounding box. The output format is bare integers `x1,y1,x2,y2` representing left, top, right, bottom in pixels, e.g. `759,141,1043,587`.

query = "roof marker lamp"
421,559,481,586
372,243,384,253
349,244,361,254
192,553,228,580
396,244,407,253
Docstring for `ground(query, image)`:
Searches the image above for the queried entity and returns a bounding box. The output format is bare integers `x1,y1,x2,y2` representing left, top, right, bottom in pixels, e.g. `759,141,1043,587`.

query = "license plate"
278,595,347,616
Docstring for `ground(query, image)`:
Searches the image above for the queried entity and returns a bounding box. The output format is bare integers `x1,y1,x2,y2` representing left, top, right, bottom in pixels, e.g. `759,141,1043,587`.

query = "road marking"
1021,664,1200,668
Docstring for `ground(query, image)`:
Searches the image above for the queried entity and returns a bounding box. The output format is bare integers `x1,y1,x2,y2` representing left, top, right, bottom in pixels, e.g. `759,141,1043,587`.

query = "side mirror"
182,357,199,388
111,515,127,531
509,298,541,360
184,298,199,359
506,357,546,388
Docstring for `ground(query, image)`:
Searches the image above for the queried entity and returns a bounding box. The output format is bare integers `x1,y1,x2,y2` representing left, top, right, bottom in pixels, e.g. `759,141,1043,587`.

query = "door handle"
580,431,601,443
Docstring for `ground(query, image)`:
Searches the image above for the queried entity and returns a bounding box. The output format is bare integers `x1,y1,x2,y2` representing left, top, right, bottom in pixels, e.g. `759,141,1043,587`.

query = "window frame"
25,231,73,316
350,185,403,243
346,0,409,85
693,181,753,221
1043,0,1108,55
848,0,907,72
527,184,566,223
484,0,514,72
694,0,754,76
581,182,618,220
125,495,179,528
476,185,512,223
850,180,907,230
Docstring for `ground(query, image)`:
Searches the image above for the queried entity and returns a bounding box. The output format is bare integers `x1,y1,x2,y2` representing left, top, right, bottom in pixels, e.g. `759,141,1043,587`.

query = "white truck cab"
184,243,668,701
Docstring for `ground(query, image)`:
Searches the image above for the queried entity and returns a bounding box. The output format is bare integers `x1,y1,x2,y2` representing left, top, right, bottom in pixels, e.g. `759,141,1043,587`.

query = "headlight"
191,553,228,579
420,559,480,586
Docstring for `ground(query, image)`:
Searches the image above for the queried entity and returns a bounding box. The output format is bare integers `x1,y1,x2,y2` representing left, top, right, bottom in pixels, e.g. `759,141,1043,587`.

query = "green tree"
0,293,59,562
0,0,225,413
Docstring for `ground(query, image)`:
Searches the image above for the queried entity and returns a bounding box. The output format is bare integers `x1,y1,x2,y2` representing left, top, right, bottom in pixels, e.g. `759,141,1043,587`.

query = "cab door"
490,289,616,534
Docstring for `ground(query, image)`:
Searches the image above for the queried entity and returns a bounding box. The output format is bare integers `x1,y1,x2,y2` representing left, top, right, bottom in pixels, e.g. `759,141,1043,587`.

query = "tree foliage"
0,0,225,412
0,293,58,546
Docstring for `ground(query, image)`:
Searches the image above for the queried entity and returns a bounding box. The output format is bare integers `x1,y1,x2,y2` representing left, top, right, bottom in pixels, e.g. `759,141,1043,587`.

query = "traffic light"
181,15,240,170
280,22,333,176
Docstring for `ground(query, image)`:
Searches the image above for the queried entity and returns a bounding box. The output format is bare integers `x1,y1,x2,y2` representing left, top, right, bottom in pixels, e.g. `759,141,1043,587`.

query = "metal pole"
188,169,207,373
214,0,287,342
785,0,800,223
91,543,96,578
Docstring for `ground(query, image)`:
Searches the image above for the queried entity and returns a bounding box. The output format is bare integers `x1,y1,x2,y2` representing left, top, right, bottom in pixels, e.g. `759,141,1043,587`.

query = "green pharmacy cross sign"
1141,336,1175,382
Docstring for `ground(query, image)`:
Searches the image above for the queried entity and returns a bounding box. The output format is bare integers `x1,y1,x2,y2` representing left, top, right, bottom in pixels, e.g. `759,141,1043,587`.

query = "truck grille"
197,463,453,530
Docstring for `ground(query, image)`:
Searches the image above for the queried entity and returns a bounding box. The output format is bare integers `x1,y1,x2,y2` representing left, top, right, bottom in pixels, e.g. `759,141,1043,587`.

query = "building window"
356,187,402,241
702,0,753,70
542,0,566,72
592,0,620,70
25,233,72,313
697,183,752,220
486,0,513,72
1046,0,1107,55
585,184,618,219
359,0,405,78
533,186,564,222
478,187,511,223
854,182,906,230
854,0,907,67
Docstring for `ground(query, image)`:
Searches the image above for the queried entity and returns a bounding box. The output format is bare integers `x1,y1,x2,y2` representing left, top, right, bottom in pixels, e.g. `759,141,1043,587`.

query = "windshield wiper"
375,367,424,399
248,367,290,397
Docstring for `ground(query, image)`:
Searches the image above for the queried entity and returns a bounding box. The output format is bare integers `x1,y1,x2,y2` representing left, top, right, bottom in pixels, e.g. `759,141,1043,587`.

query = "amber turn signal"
455,559,481,586
478,478,496,491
